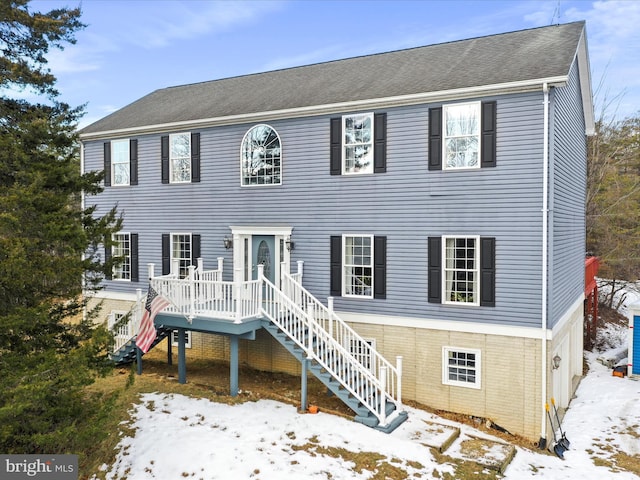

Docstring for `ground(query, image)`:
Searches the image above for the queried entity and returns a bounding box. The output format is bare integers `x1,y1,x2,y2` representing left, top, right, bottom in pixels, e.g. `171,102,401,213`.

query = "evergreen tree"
0,0,121,453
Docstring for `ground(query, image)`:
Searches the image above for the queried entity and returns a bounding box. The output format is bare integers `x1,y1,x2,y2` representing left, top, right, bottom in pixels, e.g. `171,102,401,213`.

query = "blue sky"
28,0,640,127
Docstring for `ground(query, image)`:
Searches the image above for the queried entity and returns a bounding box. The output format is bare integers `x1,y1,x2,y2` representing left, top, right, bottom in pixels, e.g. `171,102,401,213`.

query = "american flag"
136,286,170,353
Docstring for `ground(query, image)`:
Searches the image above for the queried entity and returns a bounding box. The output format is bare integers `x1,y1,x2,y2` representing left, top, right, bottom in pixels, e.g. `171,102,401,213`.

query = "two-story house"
80,21,594,441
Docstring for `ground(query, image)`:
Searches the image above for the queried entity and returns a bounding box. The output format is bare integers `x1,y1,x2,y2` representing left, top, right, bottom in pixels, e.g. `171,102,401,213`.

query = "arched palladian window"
241,124,281,186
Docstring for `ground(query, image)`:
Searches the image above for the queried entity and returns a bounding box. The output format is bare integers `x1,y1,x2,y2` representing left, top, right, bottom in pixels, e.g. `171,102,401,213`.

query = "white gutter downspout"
540,83,550,445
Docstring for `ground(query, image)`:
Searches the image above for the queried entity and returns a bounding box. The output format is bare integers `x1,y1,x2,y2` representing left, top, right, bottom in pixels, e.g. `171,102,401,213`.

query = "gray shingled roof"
81,21,586,135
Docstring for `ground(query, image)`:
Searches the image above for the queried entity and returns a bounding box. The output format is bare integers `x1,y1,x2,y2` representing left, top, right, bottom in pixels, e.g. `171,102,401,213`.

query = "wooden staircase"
110,325,173,365
262,321,407,432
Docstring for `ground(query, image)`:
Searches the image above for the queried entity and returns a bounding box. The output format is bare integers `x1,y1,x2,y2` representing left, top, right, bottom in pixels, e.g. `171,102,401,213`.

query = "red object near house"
584,256,600,349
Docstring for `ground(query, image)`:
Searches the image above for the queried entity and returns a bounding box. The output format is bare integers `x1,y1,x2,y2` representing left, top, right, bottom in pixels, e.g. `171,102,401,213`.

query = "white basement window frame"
442,346,481,389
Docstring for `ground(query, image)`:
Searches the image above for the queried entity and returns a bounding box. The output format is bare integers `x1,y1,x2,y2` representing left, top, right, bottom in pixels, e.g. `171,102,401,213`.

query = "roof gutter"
79,75,568,140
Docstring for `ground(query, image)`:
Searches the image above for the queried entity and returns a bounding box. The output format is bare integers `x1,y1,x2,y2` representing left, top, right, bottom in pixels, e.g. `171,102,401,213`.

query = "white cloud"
119,1,285,49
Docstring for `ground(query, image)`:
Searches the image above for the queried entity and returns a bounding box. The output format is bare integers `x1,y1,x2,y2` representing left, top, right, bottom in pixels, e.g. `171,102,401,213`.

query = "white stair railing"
108,288,144,353
261,266,399,427
280,267,403,410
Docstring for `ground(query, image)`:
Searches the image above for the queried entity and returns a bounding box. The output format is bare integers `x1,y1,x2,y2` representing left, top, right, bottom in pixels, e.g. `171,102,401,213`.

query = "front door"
252,235,276,283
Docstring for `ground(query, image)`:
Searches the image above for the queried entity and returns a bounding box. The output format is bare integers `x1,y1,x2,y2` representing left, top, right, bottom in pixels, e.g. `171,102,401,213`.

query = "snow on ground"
100,302,640,479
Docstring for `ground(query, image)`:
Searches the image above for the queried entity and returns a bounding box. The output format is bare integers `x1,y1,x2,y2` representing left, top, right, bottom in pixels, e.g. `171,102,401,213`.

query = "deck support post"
301,358,309,412
167,335,173,366
177,328,186,384
136,346,143,375
230,335,239,397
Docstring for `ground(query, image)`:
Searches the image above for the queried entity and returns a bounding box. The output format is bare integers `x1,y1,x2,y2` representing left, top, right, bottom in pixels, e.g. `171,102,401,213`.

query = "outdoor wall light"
552,354,562,370
223,236,233,249
285,235,295,252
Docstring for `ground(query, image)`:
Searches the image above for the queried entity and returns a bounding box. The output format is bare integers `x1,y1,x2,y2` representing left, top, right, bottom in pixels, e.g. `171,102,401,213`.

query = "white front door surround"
229,225,293,285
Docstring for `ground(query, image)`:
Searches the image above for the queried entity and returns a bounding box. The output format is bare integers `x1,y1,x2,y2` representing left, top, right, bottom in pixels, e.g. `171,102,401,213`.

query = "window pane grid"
172,234,191,278
343,114,373,174
444,237,478,303
170,133,191,183
112,233,131,280
241,125,281,186
445,349,478,386
344,236,373,297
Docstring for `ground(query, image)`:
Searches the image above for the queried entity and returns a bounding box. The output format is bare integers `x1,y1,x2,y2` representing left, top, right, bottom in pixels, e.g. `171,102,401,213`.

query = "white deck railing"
110,258,403,427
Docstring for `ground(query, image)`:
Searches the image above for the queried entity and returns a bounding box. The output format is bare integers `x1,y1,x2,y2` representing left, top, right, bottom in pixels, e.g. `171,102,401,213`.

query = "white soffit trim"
338,311,553,340
79,76,568,140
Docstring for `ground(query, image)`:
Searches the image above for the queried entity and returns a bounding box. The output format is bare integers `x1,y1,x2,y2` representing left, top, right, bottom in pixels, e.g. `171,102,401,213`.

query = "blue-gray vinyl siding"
548,59,587,327
84,91,552,329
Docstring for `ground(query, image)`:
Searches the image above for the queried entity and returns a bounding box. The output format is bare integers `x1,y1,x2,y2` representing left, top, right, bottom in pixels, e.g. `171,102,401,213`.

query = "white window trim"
239,124,283,188
442,235,480,307
442,102,481,171
442,346,481,389
171,330,192,348
111,138,130,186
169,132,191,184
342,112,374,175
112,232,131,282
342,234,374,299
170,232,192,277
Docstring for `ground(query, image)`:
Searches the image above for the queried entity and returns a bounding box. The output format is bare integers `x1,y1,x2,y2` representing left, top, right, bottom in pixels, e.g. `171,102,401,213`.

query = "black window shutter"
330,117,342,175
373,113,387,173
161,136,170,184
330,236,342,296
103,142,111,187
191,132,201,183
374,236,387,299
480,237,496,307
162,234,170,275
481,101,497,168
191,234,201,266
104,240,112,280
428,107,442,170
129,139,138,185
131,233,139,282
428,237,442,303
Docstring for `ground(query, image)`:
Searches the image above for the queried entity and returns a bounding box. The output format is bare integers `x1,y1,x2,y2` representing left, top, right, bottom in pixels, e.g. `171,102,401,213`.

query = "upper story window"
161,133,201,184
103,139,138,187
428,236,495,307
428,101,496,171
330,112,386,176
112,232,131,280
111,139,130,185
343,113,373,174
443,103,480,169
170,133,191,183
241,124,281,186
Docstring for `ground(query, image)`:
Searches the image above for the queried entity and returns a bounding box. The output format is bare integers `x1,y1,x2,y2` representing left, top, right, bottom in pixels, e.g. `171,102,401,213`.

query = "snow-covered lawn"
99,298,640,479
